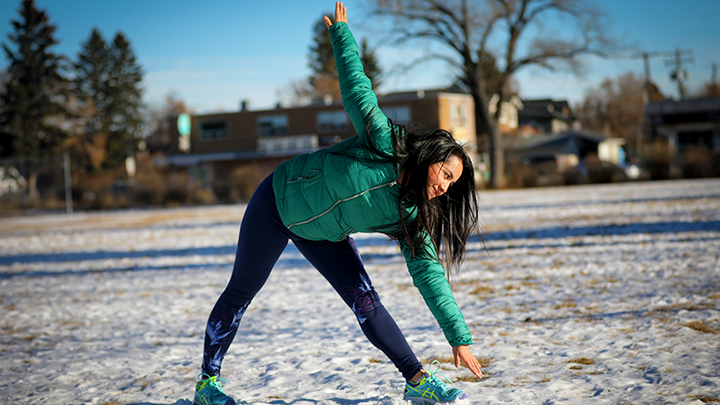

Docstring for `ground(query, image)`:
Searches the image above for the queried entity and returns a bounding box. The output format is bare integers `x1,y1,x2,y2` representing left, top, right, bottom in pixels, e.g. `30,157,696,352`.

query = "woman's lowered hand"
453,345,483,378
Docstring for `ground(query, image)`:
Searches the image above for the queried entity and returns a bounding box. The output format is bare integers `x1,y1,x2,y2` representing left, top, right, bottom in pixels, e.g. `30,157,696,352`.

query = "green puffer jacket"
272,22,472,347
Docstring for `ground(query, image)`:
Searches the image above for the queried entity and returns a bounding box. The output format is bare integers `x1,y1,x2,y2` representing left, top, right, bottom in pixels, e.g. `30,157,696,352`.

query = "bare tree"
369,0,618,188
576,72,663,156
276,79,314,108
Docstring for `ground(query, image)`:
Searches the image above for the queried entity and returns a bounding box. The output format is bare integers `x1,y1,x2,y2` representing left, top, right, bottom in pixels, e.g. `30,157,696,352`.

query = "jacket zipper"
287,180,398,230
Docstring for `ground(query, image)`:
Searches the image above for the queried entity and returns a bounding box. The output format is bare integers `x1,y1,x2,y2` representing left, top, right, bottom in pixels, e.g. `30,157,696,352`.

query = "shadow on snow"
2,219,718,279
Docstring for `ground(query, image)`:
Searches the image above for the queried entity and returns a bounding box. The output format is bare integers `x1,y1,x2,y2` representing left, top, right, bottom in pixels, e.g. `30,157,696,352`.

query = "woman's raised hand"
324,2,348,30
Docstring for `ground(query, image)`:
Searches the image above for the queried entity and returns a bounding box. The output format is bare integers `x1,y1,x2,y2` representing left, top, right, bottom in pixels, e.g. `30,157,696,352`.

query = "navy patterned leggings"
202,173,423,381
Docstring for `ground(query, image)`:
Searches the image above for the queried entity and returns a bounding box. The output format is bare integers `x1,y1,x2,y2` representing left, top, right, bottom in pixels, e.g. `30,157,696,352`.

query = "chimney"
240,99,250,111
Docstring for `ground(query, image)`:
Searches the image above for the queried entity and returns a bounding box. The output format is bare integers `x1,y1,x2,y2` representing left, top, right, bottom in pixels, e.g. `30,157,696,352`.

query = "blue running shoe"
193,374,236,405
403,361,466,403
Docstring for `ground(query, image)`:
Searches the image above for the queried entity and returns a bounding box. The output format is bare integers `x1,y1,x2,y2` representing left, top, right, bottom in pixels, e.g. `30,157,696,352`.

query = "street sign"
177,113,191,136
177,113,191,153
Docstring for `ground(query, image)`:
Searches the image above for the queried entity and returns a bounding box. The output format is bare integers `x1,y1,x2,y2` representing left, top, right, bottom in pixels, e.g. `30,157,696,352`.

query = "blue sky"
1,0,719,114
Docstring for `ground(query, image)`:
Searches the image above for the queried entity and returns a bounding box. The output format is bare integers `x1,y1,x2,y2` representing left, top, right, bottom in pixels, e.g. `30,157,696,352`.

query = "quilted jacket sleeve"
399,233,474,347
329,22,394,154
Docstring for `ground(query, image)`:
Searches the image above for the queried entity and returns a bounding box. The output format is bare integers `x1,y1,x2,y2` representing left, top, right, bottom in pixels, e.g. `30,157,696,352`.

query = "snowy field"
1,178,719,405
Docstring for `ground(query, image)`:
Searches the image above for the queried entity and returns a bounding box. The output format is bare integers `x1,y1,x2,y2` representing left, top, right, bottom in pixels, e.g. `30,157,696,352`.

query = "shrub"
638,139,672,180
584,155,628,184
680,146,715,178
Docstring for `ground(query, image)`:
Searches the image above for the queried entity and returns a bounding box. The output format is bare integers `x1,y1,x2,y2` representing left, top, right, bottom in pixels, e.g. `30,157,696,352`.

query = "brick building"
161,88,477,201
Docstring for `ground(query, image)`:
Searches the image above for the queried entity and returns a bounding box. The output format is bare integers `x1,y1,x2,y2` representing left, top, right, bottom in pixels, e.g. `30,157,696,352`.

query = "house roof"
645,97,720,116
518,98,578,120
508,129,606,151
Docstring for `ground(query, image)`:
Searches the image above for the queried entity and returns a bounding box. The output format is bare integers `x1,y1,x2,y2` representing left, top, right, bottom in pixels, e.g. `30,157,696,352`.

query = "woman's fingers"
335,2,347,23
325,2,347,29
463,354,482,378
453,345,483,378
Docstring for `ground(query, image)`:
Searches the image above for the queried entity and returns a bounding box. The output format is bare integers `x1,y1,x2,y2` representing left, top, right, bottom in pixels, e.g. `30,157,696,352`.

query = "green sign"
177,113,191,136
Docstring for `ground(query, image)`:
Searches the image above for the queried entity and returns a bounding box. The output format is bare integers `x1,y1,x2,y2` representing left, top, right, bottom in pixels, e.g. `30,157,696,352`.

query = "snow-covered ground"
1,178,718,405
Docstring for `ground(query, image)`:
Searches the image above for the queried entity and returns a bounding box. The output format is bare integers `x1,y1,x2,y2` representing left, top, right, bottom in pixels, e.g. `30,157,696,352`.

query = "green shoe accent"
193,374,236,405
403,361,466,403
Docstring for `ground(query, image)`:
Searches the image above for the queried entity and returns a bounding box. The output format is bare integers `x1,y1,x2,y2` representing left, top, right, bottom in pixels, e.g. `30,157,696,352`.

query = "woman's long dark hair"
373,121,480,277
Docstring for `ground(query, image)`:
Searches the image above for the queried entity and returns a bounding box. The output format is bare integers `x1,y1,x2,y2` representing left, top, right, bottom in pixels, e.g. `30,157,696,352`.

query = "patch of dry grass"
684,320,718,334
454,375,483,382
470,283,495,296
568,357,595,365
554,299,577,309
689,396,720,403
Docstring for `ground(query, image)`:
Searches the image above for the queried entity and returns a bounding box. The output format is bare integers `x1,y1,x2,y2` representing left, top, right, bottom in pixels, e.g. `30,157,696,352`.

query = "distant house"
645,97,720,153
507,129,628,172
488,94,524,135
517,99,582,135
645,97,720,178
161,88,477,200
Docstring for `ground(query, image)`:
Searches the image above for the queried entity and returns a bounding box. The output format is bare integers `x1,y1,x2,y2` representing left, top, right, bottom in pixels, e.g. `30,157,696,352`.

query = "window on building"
382,105,411,124
200,121,228,140
317,110,349,133
451,105,468,128
257,135,319,153
257,115,288,136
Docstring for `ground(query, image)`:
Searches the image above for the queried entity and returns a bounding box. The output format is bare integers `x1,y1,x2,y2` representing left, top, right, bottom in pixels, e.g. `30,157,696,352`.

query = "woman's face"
426,154,463,199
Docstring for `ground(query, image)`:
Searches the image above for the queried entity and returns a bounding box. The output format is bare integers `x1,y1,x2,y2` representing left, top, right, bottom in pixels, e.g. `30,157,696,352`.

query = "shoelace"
425,360,461,393
198,374,229,393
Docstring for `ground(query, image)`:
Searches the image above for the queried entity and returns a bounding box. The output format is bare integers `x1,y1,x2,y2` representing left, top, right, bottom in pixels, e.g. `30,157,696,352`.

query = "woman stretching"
193,3,483,404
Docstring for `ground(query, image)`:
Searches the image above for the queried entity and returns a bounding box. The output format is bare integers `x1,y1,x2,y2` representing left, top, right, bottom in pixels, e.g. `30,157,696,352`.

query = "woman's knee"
347,285,383,323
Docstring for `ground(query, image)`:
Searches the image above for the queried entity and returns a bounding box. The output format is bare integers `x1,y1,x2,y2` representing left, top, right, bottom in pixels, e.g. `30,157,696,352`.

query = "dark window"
257,115,288,136
200,121,228,140
317,111,349,133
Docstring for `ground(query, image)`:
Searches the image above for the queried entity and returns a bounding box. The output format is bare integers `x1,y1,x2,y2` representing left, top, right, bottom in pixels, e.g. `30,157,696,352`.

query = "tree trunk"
470,82,504,189
28,171,38,202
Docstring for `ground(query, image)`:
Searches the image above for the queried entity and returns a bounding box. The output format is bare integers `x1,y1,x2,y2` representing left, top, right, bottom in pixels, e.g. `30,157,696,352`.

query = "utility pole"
664,48,693,99
632,50,675,103
633,51,661,103
631,50,674,155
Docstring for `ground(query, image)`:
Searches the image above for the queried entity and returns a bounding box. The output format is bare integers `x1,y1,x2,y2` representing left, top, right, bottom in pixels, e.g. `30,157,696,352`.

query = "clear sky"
1,0,719,115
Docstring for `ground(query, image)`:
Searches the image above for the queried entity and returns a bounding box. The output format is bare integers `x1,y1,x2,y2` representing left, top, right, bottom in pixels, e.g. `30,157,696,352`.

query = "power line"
663,48,694,99
630,50,674,103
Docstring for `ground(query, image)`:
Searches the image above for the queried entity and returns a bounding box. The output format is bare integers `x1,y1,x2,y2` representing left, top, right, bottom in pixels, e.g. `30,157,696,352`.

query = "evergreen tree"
105,31,143,171
307,15,383,102
72,28,111,171
0,0,69,157
359,37,382,89
308,15,340,102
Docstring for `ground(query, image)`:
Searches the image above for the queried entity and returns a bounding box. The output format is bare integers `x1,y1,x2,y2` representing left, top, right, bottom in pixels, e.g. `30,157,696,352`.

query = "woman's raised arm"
324,2,394,153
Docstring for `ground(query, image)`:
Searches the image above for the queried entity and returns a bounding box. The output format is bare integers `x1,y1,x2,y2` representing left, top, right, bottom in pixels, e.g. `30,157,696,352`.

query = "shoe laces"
425,360,460,393
198,373,229,394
